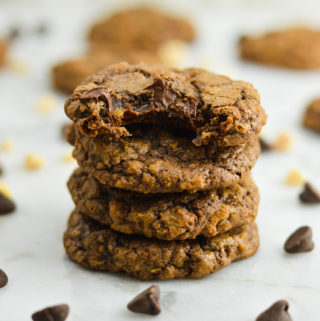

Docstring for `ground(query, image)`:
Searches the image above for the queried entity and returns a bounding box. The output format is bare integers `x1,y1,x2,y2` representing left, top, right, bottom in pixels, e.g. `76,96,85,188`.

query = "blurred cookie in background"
0,39,7,67
303,98,320,133
239,28,320,69
52,45,161,94
88,7,195,52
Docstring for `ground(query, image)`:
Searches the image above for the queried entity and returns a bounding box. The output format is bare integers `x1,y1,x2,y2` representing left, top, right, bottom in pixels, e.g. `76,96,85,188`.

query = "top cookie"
239,28,320,70
65,63,266,147
88,7,195,51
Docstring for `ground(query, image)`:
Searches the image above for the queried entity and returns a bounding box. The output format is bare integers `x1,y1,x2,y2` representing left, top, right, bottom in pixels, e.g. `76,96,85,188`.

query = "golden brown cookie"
88,7,195,51
303,98,320,133
239,28,320,69
65,63,266,147
72,124,261,193
68,168,259,240
63,209,259,280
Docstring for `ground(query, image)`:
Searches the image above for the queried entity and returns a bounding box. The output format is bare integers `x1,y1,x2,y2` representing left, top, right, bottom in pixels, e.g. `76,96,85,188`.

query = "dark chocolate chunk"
299,183,320,204
284,226,314,253
0,269,8,288
0,192,15,215
127,285,161,315
32,304,69,321
80,87,113,111
256,300,292,321
259,137,272,152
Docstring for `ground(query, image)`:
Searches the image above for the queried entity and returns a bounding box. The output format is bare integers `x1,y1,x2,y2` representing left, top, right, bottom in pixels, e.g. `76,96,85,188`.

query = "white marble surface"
0,0,320,320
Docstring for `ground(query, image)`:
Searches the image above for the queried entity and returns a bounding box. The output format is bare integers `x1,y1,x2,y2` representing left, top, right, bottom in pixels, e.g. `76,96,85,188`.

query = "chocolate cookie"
52,48,160,94
88,7,195,51
72,124,260,193
65,63,266,147
303,98,320,133
239,28,320,69
63,209,259,280
0,39,7,67
68,168,259,240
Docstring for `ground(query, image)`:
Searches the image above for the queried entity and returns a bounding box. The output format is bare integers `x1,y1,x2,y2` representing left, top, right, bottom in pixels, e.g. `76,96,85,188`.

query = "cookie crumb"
1,139,15,153
62,152,75,163
158,40,188,67
24,153,46,170
0,181,12,198
8,59,29,75
35,94,57,114
273,131,293,151
284,169,304,186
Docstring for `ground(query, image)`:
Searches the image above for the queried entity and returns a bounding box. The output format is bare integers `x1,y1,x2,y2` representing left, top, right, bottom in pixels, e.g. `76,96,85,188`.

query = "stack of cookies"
63,63,267,280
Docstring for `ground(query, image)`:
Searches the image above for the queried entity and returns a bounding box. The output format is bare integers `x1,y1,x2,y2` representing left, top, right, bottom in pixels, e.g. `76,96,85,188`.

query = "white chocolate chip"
24,153,46,170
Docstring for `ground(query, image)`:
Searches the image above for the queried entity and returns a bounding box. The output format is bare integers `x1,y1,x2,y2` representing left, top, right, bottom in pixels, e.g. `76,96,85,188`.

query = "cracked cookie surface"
88,7,195,51
72,125,260,193
65,63,266,147
63,209,259,280
68,168,259,240
239,28,320,69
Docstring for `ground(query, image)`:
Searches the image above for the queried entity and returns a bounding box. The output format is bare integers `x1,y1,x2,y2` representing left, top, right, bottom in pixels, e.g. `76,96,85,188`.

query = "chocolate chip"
284,226,314,253
127,285,161,315
256,300,292,321
36,23,48,34
0,269,8,288
299,183,320,204
32,304,69,321
0,192,15,215
259,137,272,152
8,27,20,40
80,87,113,111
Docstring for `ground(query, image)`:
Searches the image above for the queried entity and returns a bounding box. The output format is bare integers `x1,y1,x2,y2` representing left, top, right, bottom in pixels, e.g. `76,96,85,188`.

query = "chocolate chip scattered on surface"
284,226,314,254
273,132,293,151
284,169,304,186
24,153,46,170
259,137,272,152
0,192,15,215
32,304,69,321
158,40,188,67
0,269,8,288
1,139,15,153
256,300,292,321
127,285,161,315
62,152,75,163
0,181,12,198
35,94,57,114
299,183,320,204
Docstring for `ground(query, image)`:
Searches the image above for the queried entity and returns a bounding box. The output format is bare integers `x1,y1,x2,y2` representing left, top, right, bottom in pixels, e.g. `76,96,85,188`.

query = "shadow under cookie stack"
63,63,267,280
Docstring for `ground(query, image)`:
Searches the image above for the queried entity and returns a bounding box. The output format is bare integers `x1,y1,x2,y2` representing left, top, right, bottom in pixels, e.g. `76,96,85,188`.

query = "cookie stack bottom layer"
64,209,259,280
